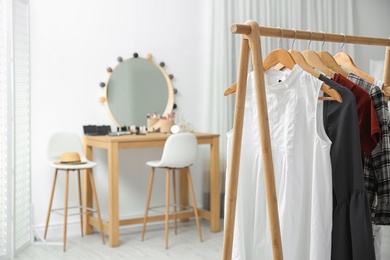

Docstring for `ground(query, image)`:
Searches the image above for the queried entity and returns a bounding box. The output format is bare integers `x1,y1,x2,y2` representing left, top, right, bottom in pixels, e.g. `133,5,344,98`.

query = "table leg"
108,143,120,247
210,136,221,232
83,143,93,235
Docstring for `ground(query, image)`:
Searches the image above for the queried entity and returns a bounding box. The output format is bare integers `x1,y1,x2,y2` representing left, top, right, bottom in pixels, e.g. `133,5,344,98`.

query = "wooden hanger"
224,82,237,96
224,48,295,95
333,35,390,101
263,48,296,71
289,50,342,102
383,83,390,99
316,32,349,77
263,29,341,102
302,30,335,78
224,48,295,96
263,28,295,71
225,43,296,96
334,52,375,84
275,30,335,78
225,48,342,102
302,50,334,77
334,33,375,84
318,51,349,77
333,34,390,99
334,49,390,101
225,29,342,102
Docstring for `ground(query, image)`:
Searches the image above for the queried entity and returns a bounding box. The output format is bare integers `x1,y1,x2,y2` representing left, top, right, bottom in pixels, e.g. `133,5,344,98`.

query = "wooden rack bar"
223,21,390,260
232,24,390,46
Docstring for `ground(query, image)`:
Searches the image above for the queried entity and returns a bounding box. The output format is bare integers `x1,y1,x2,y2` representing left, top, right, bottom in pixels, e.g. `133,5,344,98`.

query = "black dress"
319,75,375,260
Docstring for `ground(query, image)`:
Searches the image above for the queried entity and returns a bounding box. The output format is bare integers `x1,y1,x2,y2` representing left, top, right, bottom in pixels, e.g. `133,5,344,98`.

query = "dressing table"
83,132,220,247
83,53,220,247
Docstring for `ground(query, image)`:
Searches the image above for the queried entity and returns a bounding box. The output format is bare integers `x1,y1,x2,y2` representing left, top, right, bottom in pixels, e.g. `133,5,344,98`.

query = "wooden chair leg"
165,168,170,249
64,170,70,251
172,169,177,235
77,170,84,237
142,167,155,241
44,169,58,240
187,168,203,242
88,169,105,244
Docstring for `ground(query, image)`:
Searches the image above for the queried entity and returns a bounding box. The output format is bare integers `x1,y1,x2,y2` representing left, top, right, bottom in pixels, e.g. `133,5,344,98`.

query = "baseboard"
33,220,84,241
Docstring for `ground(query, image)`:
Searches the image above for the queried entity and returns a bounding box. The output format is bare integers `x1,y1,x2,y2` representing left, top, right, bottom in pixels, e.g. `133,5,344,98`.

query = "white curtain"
207,0,355,191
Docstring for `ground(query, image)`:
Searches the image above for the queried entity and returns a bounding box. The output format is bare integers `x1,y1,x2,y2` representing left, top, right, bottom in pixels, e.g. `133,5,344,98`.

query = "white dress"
225,65,333,260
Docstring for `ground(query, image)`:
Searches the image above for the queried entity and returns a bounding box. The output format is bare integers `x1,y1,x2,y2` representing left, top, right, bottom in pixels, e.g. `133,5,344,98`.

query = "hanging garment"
319,74,376,260
347,73,390,225
373,78,385,260
225,65,333,260
373,224,383,260
332,74,380,154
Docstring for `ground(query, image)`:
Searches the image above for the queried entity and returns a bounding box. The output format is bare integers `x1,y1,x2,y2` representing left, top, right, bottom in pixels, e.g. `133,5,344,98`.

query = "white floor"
15,220,224,260
14,221,390,260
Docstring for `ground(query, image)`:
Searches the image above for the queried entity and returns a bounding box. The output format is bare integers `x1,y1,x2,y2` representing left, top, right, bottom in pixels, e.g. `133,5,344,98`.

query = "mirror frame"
100,53,174,130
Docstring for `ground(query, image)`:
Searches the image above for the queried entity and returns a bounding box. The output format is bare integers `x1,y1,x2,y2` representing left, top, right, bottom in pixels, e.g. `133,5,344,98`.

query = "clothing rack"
223,20,390,260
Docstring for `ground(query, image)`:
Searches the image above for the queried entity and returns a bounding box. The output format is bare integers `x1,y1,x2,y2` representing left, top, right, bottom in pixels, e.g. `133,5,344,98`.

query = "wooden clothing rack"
223,20,390,260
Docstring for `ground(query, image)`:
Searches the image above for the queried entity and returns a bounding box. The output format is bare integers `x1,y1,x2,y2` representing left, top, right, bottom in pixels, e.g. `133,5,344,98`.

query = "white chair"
141,132,203,249
44,132,105,251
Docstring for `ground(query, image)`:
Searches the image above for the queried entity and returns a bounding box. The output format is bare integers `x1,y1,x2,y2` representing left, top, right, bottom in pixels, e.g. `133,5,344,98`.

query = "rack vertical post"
222,20,390,260
223,20,284,260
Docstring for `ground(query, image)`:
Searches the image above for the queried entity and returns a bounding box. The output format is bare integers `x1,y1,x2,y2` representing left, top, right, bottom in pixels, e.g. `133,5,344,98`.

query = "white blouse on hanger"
225,65,333,260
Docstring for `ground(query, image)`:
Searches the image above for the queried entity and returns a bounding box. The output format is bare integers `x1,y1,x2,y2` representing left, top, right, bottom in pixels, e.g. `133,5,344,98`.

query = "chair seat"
146,160,162,168
146,160,193,168
48,160,97,170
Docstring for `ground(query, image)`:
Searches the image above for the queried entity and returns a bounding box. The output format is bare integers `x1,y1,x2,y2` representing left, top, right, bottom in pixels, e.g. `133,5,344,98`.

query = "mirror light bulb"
170,125,180,134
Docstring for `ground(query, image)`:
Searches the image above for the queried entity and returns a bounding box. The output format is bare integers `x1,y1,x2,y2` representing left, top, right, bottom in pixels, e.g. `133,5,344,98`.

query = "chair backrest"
47,132,86,163
158,133,198,168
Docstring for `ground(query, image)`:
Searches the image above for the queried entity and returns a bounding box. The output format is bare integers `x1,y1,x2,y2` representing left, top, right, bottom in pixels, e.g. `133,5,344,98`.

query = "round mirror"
101,54,174,128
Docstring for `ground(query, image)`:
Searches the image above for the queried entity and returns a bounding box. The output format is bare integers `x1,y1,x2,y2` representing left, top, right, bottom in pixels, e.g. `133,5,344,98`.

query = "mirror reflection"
103,55,174,127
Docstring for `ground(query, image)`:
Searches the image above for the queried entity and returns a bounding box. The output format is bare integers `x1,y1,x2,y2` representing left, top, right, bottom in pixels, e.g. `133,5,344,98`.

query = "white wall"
30,0,213,234
30,0,390,239
353,0,390,74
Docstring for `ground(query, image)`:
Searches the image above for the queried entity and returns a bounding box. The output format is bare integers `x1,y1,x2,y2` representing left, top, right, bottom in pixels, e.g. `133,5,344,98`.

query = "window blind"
13,0,31,254
0,0,30,258
0,0,10,258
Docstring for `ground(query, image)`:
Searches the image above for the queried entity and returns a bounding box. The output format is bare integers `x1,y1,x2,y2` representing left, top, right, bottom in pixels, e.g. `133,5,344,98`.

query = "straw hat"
55,152,86,164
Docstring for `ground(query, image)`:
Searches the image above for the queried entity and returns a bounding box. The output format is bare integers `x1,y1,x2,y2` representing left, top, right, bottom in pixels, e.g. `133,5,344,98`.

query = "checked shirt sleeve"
348,73,390,225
